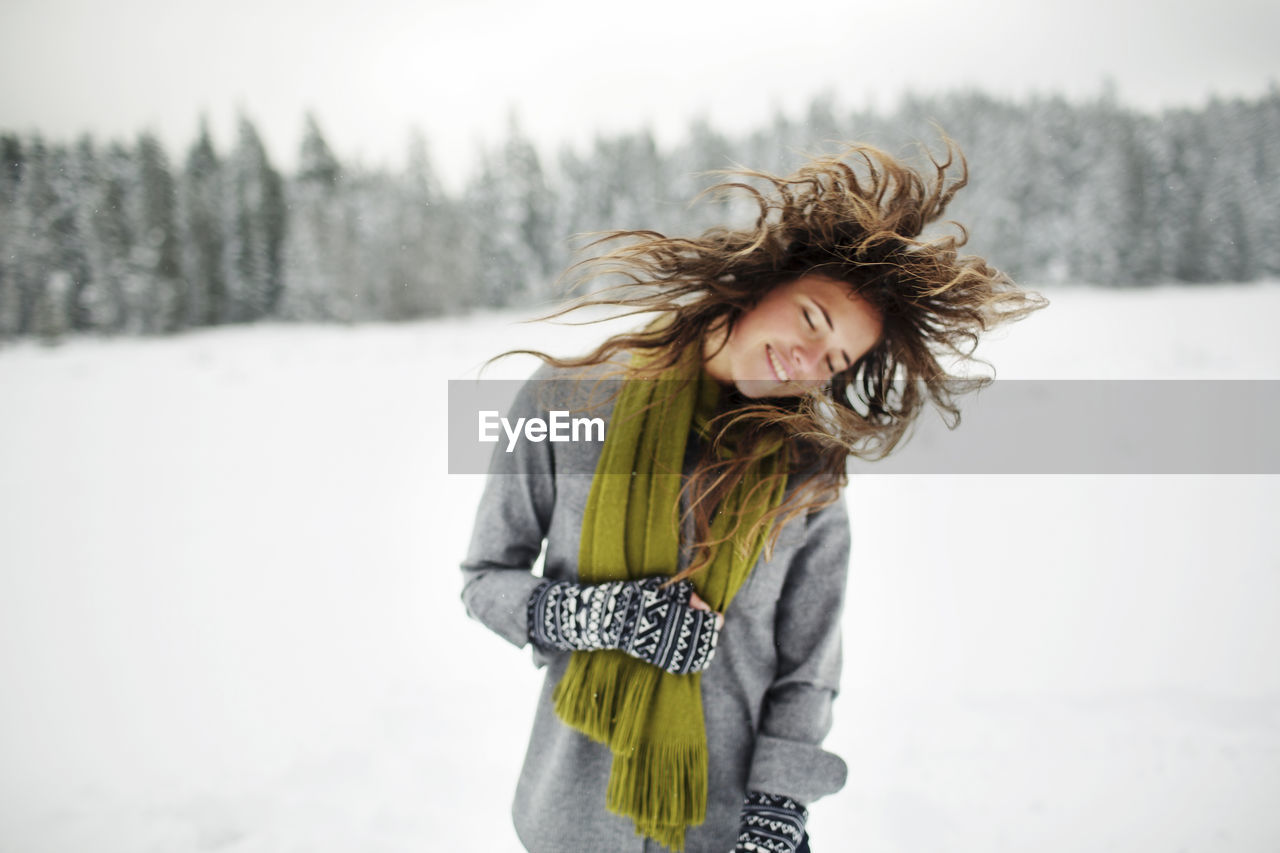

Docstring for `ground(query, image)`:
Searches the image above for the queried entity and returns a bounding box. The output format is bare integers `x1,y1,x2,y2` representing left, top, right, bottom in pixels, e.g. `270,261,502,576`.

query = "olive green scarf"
551,343,790,852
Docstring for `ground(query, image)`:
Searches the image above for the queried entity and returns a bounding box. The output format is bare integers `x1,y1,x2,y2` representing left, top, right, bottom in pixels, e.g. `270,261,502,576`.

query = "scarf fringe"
552,651,657,745
608,737,707,853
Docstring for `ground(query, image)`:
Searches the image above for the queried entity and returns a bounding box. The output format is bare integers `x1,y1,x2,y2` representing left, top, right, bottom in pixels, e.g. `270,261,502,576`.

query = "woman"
460,140,1046,853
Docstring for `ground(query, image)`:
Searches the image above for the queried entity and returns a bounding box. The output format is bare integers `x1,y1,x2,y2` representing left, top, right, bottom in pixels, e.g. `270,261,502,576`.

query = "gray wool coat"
459,360,852,853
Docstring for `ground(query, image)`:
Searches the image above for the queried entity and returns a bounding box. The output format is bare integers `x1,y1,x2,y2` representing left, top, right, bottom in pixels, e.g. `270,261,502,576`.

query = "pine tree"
136,131,184,332
11,135,58,336
181,116,228,326
1067,94,1145,285
1249,86,1280,277
70,135,110,332
671,117,738,234
227,114,287,321
555,126,670,288
503,114,557,299
298,111,341,188
42,141,91,336
1194,111,1246,282
92,142,137,333
1161,109,1213,282
467,113,556,307
0,133,25,339
389,127,454,317
281,111,346,321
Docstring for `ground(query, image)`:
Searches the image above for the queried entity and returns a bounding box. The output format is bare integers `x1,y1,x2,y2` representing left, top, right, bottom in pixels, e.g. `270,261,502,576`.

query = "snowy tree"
1197,104,1253,283
226,115,287,322
4,88,1280,340
1195,94,1276,282
298,111,341,188
281,111,348,321
1063,94,1148,285
0,133,25,339
41,141,92,336
8,135,58,336
1246,87,1280,277
1156,109,1214,282
669,117,739,235
32,270,71,343
68,135,112,332
804,90,847,156
555,126,671,290
346,168,400,321
742,106,802,184
136,132,184,332
181,117,228,327
467,113,557,307
89,142,139,333
386,127,475,317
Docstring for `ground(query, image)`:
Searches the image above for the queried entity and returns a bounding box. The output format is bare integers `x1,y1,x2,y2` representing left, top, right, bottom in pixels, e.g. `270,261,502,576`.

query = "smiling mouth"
766,344,790,382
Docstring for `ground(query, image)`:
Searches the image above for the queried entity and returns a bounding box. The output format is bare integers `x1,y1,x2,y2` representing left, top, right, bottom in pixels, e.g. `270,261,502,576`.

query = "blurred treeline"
2,86,1278,343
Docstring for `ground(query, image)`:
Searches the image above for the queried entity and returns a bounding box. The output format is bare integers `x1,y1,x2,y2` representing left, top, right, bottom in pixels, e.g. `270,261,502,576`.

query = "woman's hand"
527,577,724,674
687,590,725,630
617,577,722,674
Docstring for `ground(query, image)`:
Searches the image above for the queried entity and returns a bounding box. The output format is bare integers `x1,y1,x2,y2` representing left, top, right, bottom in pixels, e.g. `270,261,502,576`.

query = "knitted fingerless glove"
526,576,721,675
734,790,809,853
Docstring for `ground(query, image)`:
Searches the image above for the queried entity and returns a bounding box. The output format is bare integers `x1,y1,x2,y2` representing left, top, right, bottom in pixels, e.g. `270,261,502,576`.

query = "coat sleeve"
458,364,559,650
747,489,852,805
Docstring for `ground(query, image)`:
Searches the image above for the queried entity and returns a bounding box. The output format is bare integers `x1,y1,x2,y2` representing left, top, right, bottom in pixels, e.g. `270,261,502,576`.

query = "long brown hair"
487,138,1048,582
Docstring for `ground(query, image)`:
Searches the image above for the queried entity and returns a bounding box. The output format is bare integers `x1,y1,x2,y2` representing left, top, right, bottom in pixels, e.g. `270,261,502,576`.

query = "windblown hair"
488,138,1047,583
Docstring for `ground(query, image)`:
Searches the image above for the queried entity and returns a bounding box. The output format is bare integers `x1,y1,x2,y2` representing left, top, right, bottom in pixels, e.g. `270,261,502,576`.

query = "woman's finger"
688,592,726,630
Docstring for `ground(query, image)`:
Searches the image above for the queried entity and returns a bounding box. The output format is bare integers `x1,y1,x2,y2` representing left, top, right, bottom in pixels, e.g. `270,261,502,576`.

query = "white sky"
1,0,1276,189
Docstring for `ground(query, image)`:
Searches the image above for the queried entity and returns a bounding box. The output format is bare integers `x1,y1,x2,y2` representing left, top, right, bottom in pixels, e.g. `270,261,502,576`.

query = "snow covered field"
2,282,1279,852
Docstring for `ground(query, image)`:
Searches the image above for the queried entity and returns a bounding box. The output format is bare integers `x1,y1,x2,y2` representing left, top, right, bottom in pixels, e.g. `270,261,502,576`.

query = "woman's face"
703,274,883,398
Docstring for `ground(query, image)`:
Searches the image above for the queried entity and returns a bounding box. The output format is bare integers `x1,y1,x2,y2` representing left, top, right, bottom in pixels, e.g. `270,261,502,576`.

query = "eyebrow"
811,296,852,369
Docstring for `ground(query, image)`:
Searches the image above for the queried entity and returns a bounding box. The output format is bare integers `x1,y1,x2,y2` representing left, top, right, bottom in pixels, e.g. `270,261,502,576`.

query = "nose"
788,342,825,378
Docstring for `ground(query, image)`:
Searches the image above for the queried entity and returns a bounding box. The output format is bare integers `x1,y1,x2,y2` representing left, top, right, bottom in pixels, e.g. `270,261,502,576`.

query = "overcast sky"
2,0,1276,189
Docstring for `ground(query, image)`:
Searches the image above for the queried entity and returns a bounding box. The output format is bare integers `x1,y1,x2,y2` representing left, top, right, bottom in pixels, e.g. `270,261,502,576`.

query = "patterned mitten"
734,790,809,853
526,576,721,675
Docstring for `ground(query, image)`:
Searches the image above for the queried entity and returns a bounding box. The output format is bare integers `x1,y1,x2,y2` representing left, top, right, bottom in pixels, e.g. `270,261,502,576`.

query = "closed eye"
805,308,841,374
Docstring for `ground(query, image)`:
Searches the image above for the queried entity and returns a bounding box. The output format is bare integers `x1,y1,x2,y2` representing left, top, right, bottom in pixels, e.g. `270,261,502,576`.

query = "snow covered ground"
1,282,1279,852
